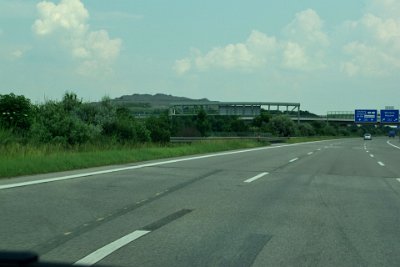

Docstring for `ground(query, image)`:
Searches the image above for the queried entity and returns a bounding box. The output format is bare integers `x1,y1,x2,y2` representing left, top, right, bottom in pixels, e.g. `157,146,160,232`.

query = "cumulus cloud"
282,9,329,71
174,30,277,75
10,48,27,59
284,9,329,47
194,42,259,70
33,0,121,75
341,0,400,76
282,42,308,70
174,9,328,75
174,58,191,76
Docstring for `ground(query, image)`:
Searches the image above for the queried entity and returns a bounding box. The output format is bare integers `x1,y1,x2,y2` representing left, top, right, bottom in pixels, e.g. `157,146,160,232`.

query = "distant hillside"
105,93,319,117
112,93,215,109
104,93,218,115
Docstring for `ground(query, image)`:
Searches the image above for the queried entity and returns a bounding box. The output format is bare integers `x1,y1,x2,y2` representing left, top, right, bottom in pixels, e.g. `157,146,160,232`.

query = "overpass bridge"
289,111,354,124
169,102,301,121
167,104,398,125
168,103,358,124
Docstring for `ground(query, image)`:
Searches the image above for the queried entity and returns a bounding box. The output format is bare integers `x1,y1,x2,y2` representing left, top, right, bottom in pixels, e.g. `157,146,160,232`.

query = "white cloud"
174,58,191,75
281,9,329,71
11,49,24,59
194,43,258,71
341,41,400,77
174,30,280,74
341,0,400,76
367,0,400,18
174,30,276,74
33,0,88,35
0,45,31,61
33,0,121,76
174,9,328,75
284,9,329,47
282,42,308,70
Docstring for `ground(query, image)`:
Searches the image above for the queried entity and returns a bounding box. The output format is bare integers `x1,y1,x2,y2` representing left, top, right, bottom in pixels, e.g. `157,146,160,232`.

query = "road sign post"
354,109,377,123
380,110,399,123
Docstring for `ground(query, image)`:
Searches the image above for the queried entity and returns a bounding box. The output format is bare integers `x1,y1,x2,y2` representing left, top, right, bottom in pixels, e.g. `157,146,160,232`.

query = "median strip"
244,172,269,183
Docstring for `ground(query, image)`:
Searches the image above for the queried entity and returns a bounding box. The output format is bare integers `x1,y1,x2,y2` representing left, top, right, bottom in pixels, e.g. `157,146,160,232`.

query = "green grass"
286,136,342,144
0,136,346,179
0,140,268,178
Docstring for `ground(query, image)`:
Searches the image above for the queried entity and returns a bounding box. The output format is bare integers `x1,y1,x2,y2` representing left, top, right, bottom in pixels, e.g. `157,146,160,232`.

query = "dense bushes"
0,92,391,147
145,114,171,143
267,115,296,137
0,93,33,134
0,93,152,146
30,100,100,145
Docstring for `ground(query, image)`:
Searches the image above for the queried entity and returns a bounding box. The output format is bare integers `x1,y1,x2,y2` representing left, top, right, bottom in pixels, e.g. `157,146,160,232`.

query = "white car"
363,133,372,140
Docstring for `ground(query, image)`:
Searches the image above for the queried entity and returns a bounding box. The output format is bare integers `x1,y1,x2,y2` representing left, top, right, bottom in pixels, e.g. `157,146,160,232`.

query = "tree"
62,92,81,112
145,114,171,143
195,109,211,137
268,115,296,137
298,123,316,136
101,106,150,143
0,93,33,134
252,113,271,128
230,119,249,134
322,125,337,136
311,121,327,135
31,100,100,145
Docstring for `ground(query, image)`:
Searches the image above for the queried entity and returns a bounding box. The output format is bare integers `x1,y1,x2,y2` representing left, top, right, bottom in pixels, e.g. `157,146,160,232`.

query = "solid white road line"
74,230,150,266
289,158,299,163
244,172,269,183
387,140,400,150
378,161,385,166
307,152,313,155
0,140,334,190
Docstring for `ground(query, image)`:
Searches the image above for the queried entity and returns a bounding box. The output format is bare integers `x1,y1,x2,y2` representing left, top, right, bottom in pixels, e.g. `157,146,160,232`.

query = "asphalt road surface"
2,137,400,266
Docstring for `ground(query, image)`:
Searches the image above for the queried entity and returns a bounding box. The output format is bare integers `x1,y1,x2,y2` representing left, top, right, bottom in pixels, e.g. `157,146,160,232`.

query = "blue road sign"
355,109,377,123
381,110,399,123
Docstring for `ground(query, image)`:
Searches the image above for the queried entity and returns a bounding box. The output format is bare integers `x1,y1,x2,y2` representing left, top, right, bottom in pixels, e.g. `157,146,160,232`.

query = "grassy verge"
0,136,346,179
286,136,343,144
0,140,268,178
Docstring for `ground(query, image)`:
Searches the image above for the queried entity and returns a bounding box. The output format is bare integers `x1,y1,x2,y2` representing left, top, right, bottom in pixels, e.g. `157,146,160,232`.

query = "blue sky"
0,0,399,114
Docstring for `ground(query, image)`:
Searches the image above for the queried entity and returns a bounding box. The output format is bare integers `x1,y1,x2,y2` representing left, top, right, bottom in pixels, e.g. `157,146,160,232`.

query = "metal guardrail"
170,136,288,143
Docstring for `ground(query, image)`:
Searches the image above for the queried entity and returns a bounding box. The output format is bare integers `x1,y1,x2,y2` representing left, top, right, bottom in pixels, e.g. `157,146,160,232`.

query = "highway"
1,137,400,266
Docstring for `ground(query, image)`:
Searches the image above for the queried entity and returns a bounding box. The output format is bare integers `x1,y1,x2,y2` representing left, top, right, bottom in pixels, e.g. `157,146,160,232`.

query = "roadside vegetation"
0,92,392,178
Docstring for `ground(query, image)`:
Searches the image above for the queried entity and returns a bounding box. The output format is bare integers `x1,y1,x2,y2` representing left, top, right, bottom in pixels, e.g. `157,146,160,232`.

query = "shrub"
145,115,171,143
268,115,296,137
31,96,100,146
0,93,33,134
298,123,316,136
102,107,150,143
196,109,211,137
